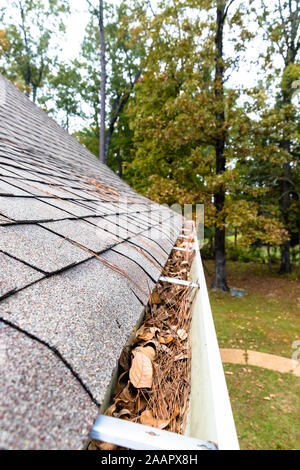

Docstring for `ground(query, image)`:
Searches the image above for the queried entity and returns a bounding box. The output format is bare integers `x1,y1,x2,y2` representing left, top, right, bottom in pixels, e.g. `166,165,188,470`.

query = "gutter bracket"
90,415,218,450
159,276,200,289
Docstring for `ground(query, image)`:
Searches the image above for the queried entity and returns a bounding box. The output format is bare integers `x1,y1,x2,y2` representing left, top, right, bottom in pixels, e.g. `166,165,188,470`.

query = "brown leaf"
135,394,148,413
114,409,132,419
117,383,136,403
157,335,174,345
134,346,156,361
99,442,118,451
140,410,170,430
129,351,153,388
88,440,101,451
136,326,156,342
150,292,162,305
119,347,131,371
104,403,117,417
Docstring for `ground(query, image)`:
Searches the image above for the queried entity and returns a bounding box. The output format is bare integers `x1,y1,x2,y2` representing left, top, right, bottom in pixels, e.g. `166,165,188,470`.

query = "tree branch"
223,0,235,21
86,0,99,17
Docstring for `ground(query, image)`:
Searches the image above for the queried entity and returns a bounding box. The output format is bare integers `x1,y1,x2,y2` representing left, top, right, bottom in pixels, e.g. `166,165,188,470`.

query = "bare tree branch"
223,0,235,21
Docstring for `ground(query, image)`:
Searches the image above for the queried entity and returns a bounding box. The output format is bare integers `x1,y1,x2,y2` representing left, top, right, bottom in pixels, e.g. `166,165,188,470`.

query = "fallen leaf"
117,383,136,403
157,335,174,345
88,440,101,451
104,403,117,416
150,292,162,305
140,410,170,430
99,442,118,451
114,409,132,419
129,351,153,388
119,347,131,371
135,394,148,413
134,346,156,361
176,329,188,341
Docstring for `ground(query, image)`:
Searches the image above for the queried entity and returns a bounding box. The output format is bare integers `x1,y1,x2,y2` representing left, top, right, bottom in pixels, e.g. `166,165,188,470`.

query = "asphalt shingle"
0,74,183,449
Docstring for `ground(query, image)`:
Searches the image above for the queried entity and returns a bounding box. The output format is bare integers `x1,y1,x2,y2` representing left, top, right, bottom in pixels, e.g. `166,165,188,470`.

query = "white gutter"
90,224,239,450
185,230,239,450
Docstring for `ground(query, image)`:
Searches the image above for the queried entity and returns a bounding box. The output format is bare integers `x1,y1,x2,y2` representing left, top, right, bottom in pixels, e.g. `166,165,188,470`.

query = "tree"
0,0,69,103
127,0,258,291
39,62,83,131
257,0,300,273
86,0,107,163
104,1,144,167
79,1,145,167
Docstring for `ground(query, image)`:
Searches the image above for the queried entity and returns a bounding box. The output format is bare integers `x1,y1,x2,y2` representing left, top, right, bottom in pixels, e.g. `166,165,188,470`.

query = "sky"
2,0,296,131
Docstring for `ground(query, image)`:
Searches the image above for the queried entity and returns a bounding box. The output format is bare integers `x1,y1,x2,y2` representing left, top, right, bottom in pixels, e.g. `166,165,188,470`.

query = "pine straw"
89,233,196,451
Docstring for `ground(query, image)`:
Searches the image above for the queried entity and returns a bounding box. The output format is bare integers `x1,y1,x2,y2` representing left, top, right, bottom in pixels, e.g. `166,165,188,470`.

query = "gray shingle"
0,251,43,297
0,196,70,221
0,74,183,449
0,256,147,404
0,322,98,450
41,219,121,253
0,225,89,272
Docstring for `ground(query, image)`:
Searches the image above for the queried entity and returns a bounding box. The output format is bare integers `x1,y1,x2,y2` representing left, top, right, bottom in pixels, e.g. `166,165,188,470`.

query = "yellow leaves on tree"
0,30,9,56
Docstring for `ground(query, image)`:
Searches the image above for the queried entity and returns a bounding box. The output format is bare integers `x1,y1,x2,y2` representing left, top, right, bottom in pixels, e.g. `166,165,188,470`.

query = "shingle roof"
0,75,183,449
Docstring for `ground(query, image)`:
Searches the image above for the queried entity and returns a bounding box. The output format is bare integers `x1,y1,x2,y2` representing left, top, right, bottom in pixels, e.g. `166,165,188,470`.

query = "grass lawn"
204,260,300,450
223,364,300,450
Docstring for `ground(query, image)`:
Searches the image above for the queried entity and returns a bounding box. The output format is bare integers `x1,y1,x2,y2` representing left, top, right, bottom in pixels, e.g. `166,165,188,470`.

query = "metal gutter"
185,225,239,450
90,222,239,450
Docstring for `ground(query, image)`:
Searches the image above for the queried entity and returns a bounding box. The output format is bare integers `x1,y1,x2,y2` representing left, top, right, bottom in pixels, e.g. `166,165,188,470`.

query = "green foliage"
40,62,83,130
0,0,70,101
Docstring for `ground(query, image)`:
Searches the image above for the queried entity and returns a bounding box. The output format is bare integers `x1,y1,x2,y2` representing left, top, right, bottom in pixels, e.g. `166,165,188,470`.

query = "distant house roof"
0,75,182,450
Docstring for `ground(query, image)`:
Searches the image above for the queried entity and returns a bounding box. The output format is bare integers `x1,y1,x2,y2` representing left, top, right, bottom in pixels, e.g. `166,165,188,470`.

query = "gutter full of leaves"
89,229,196,451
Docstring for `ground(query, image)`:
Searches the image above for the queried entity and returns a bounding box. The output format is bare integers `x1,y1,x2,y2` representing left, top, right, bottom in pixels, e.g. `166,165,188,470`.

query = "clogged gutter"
89,229,196,451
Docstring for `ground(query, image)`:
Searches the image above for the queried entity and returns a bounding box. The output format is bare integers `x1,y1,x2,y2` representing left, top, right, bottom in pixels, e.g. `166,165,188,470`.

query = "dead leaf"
114,409,132,419
140,410,170,430
119,347,131,371
135,394,148,413
88,440,101,451
129,351,153,388
158,335,174,345
176,329,188,341
150,327,160,335
104,403,117,416
117,383,136,403
151,292,162,305
99,442,118,451
135,326,156,342
134,346,156,361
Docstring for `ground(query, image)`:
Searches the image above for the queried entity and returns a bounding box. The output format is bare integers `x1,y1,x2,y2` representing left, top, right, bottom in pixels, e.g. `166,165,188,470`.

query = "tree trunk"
211,1,230,292
267,245,272,273
99,0,106,164
279,157,292,274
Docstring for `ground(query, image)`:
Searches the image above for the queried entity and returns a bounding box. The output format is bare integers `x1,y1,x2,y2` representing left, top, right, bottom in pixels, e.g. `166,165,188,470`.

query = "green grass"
223,364,300,450
206,261,300,358
210,290,299,357
205,260,300,450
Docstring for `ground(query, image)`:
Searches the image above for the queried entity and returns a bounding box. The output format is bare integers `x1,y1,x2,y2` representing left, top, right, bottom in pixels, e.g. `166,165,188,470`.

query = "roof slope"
0,75,183,449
